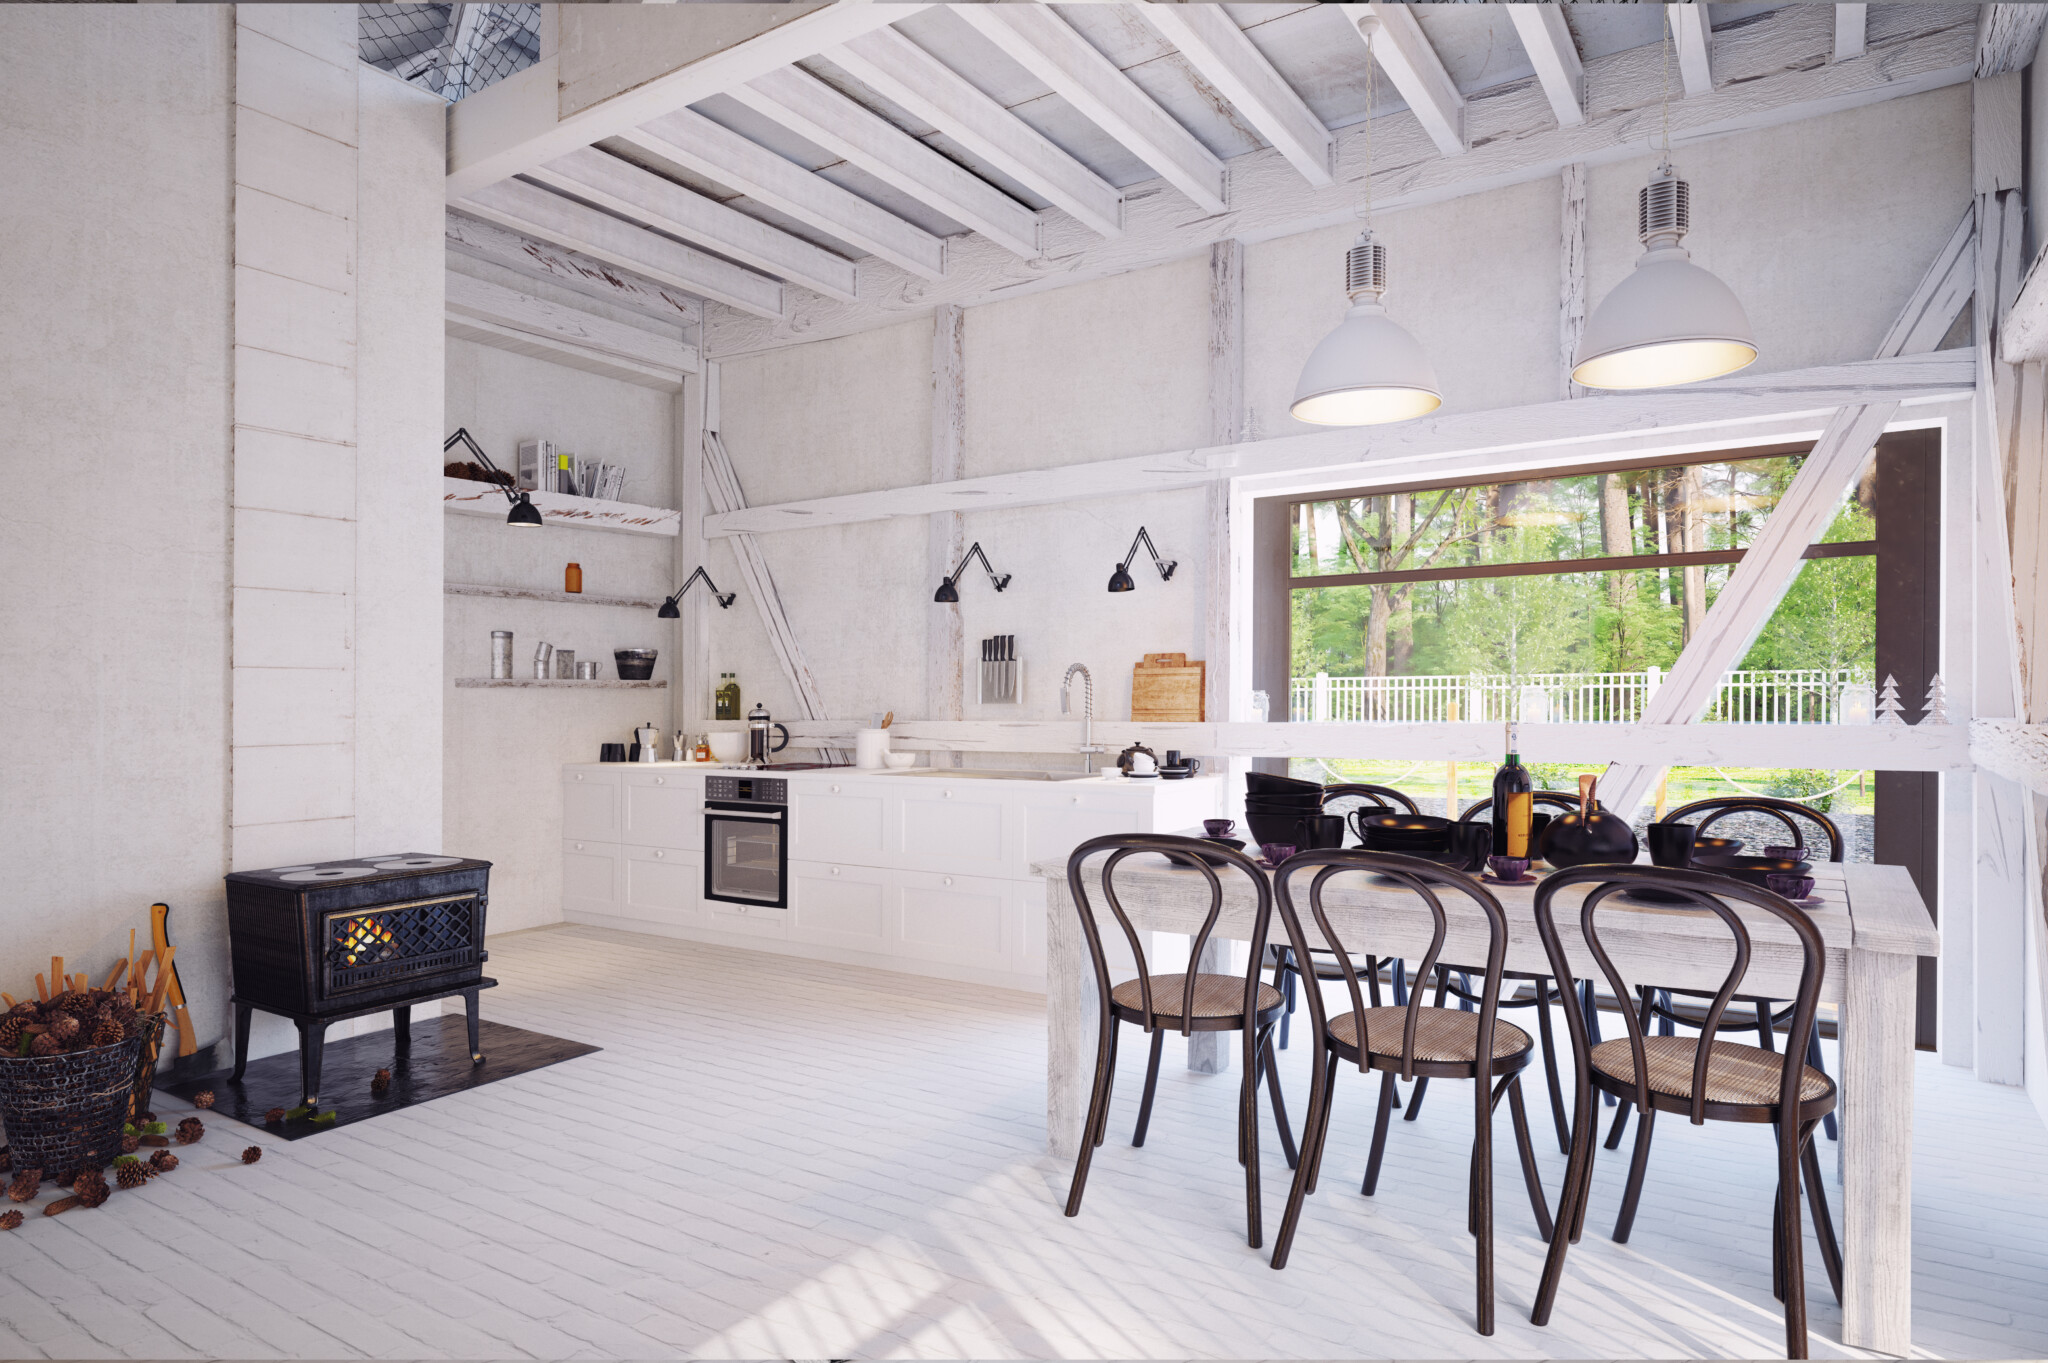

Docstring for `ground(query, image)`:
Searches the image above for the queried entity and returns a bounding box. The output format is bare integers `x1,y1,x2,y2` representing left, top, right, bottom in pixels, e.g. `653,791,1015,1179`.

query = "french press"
746,702,790,767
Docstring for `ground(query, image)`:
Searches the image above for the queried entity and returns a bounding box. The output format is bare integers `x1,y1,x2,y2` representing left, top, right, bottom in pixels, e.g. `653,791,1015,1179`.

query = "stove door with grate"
308,872,489,1009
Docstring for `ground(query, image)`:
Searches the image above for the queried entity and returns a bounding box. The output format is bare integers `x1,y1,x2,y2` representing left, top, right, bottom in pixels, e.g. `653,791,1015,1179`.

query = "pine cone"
74,1181,108,1209
240,1147,262,1165
92,1019,123,1047
175,1117,203,1145
192,1091,215,1110
120,1134,139,1155
6,1170,40,1202
29,1032,59,1057
371,1068,391,1093
0,1016,23,1051
48,1014,80,1044
147,1151,178,1174
71,1169,106,1198
0,1210,21,1230
114,1161,150,1190
264,1108,285,1125
6,1000,34,1017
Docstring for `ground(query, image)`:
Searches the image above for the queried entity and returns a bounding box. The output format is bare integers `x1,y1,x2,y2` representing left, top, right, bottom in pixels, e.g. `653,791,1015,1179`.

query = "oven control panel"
706,775,787,805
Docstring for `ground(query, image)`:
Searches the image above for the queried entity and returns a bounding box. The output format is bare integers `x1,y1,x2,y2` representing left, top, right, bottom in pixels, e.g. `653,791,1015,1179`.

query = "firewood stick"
138,1135,169,1148
35,973,47,1002
146,948,176,1015
51,958,62,995
0,992,12,1009
43,1195,82,1216
103,960,127,990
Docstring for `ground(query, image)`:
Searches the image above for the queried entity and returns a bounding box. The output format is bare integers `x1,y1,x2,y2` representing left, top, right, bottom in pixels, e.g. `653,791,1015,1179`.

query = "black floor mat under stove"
156,1016,598,1140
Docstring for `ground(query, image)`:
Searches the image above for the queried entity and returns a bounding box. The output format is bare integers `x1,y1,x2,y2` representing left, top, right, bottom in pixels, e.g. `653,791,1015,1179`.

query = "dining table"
1036,849,1938,1356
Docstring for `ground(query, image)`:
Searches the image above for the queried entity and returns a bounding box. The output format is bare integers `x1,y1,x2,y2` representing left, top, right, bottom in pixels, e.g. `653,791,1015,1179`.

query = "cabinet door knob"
653,850,663,858
655,777,665,786
943,877,953,886
575,842,585,850
830,784,840,793
1071,796,1081,805
738,905,749,913
575,774,585,782
942,790,952,799
830,866,840,875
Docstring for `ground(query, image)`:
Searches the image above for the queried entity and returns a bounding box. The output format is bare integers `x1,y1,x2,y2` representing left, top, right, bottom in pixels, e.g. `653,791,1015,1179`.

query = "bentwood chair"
1530,864,1841,1360
1062,834,1297,1247
1267,850,1553,1338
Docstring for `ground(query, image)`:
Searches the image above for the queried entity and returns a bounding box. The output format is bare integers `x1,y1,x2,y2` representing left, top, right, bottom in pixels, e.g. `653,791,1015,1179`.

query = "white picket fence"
1290,668,1858,724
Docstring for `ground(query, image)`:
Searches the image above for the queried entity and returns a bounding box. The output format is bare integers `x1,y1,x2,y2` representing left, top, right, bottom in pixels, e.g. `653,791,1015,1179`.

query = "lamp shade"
933,578,960,604
507,493,543,527
1107,564,1135,593
657,598,680,619
1291,301,1443,425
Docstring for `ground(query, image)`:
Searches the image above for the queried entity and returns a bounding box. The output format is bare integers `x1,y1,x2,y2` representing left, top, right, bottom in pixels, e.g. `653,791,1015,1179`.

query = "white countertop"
562,759,1221,787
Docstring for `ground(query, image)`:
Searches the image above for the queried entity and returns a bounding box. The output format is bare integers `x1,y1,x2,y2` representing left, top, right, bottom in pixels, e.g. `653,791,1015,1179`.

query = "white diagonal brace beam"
1671,4,1714,97
447,2,928,196
445,210,705,330
1599,210,1980,815
1976,3,2048,77
1833,4,1867,63
1136,4,1334,187
732,65,1041,260
830,26,1124,237
617,107,947,280
457,177,785,319
702,431,833,726
1506,4,1584,128
446,271,699,377
952,4,1226,214
1346,4,1466,156
529,148,858,301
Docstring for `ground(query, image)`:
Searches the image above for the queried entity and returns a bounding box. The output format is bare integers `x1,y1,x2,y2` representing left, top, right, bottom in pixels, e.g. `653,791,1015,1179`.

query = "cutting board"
1132,656,1204,722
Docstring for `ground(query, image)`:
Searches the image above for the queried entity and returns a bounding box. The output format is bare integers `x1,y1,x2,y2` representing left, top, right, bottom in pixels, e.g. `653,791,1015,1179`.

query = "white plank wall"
1558,161,1586,399
928,304,966,756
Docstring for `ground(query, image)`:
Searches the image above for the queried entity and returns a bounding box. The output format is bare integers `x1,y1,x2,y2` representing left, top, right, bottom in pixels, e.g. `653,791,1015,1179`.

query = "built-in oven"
703,775,788,909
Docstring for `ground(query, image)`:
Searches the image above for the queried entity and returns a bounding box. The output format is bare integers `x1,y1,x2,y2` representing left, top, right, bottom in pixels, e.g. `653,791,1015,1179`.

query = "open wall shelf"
446,582,663,610
442,477,680,537
455,678,667,689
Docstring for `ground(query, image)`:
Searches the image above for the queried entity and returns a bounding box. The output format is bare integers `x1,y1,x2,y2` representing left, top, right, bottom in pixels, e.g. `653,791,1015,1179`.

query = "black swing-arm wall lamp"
445,428,543,527
933,542,1011,603
657,566,736,617
1108,527,1176,593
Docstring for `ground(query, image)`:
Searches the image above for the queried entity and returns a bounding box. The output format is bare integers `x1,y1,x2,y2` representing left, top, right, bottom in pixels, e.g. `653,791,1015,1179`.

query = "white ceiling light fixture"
1571,13,1756,390
1290,16,1441,427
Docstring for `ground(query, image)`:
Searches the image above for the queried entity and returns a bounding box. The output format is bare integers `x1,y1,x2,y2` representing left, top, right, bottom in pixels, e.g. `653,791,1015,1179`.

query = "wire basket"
128,1013,168,1126
0,1030,146,1186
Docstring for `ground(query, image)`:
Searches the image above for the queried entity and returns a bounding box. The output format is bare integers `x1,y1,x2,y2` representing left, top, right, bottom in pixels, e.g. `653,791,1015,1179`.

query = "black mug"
600,743,627,763
1447,821,1494,873
1294,814,1346,850
1647,821,1699,868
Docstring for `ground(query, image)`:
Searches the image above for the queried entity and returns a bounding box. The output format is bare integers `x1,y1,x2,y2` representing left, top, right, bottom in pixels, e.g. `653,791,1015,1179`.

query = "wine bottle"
1492,723,1534,858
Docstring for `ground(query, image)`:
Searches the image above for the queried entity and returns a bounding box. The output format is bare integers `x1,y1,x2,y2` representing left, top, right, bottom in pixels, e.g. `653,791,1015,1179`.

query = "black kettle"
1537,773,1639,868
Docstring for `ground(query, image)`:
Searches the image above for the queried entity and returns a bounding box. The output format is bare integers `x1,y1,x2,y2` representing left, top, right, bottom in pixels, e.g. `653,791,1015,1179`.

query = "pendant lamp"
1290,230,1442,425
1572,164,1756,390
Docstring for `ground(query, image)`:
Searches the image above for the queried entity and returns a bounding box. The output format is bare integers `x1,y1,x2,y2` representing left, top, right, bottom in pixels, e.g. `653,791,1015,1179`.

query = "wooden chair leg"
1064,1018,1117,1217
1806,1025,1838,1142
1778,1119,1811,1360
1270,1044,1336,1270
1612,1106,1656,1244
1362,1069,1397,1196
1305,1050,1339,1194
1474,1069,1497,1338
1092,1021,1121,1148
1531,1086,1598,1325
1603,1094,1631,1150
1240,1032,1263,1249
1800,1121,1844,1305
1132,1026,1167,1147
1259,1030,1299,1170
1505,1074,1554,1241
1580,981,1615,1107
1533,977,1570,1153
1755,997,1777,1052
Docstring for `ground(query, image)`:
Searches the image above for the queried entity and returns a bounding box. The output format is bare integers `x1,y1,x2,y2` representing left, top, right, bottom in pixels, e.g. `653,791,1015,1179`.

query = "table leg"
1838,949,1914,1354
1187,936,1231,1075
1046,875,1095,1160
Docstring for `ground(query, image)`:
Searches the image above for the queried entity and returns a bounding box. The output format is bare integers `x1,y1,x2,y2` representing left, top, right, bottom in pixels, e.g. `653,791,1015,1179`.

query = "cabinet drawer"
562,839,620,917
563,776,622,841
890,786,1010,875
623,775,701,851
619,846,701,926
792,784,888,860
789,860,890,946
897,868,1014,965
1021,800,1144,869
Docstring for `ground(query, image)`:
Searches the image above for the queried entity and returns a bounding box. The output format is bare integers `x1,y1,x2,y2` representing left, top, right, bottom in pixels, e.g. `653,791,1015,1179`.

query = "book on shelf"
515,440,627,502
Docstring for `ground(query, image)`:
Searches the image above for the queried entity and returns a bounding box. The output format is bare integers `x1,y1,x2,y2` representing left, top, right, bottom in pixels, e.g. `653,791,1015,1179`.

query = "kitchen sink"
897,768,1100,782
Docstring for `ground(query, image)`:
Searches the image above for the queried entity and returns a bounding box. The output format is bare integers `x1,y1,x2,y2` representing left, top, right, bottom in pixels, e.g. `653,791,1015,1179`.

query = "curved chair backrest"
1270,849,1509,1082
1458,790,1593,821
1320,783,1421,815
1531,864,1827,1127
1065,833,1273,1039
1659,796,1844,862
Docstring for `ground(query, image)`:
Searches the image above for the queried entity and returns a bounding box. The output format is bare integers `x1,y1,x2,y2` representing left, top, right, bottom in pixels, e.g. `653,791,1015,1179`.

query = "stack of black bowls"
1243,772,1326,850
1353,812,1453,857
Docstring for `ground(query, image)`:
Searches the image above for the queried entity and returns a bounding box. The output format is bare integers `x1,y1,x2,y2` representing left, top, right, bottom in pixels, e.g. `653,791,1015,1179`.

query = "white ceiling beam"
1671,4,1714,97
446,271,699,375
444,210,704,329
1505,4,1585,127
829,26,1124,237
1833,4,1867,63
528,147,859,301
617,107,947,280
1135,4,1334,188
731,65,1041,260
706,6,1975,357
447,3,928,197
456,177,785,319
1976,3,2048,77
1346,4,1466,156
951,5,1227,215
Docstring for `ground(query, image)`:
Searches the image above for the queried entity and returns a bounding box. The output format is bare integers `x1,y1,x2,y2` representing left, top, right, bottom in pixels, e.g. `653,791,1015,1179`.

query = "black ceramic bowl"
1691,853,1812,888
1162,837,1247,869
1691,835,1744,857
1354,813,1449,837
1246,771,1322,797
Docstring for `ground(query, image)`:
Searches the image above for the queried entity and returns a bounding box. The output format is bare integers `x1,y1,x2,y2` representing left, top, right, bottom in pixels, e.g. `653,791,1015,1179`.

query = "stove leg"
296,1020,327,1107
463,988,484,1065
229,1003,253,1081
392,1007,411,1051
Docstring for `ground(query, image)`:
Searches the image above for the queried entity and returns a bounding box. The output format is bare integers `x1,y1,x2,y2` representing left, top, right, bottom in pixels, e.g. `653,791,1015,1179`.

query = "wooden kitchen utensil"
1132,656,1204,722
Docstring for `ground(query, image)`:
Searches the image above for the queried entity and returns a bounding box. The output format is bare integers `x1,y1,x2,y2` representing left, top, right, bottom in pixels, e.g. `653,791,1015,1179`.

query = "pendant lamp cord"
1361,23,1376,226
1659,8,1673,163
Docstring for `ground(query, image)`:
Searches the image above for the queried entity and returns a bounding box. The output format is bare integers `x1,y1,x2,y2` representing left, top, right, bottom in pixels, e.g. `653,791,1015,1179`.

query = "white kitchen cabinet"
1018,786,1148,870
619,845,702,926
790,780,889,861
562,838,621,919
896,868,1021,972
623,769,702,851
888,783,1011,877
788,859,892,949
563,769,621,842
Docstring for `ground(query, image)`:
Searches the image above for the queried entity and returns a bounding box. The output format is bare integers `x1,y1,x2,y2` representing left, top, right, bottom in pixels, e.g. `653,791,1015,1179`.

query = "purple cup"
1763,844,1804,861
1487,855,1531,883
1204,818,1237,838
1259,843,1297,866
1766,873,1816,901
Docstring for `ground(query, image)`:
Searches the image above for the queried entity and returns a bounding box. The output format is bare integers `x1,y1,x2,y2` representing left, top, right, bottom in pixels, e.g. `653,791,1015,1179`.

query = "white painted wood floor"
1,923,2043,1360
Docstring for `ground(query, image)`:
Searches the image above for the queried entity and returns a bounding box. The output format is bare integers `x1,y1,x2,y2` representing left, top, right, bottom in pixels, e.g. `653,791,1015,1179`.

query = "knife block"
978,659,1022,704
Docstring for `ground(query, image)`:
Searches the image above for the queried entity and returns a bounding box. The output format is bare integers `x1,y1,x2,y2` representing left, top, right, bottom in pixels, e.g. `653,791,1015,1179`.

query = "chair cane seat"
1111,972,1282,1019
1329,1007,1533,1064
1590,1035,1832,1108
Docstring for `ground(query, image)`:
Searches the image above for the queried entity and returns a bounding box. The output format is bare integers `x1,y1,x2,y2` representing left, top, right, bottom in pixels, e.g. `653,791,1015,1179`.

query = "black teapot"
1538,774,1640,868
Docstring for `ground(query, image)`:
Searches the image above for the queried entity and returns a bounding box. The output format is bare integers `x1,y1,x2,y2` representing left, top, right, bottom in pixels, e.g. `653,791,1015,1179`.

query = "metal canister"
577,660,599,679
532,641,554,679
491,631,513,679
555,649,576,679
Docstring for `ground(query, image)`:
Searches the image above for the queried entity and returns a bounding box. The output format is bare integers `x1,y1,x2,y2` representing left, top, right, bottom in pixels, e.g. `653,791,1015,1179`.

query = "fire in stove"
337,915,399,968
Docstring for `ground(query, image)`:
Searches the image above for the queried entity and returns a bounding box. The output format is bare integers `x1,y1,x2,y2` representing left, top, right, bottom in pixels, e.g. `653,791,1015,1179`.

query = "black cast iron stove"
224,854,496,1106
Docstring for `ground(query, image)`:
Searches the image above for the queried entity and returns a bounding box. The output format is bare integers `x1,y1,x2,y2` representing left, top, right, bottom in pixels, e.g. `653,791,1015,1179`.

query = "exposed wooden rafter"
730,65,1041,260
1671,4,1714,97
1975,2,2048,77
1506,4,1585,128
952,4,1228,215
1135,4,1335,188
615,108,946,282
445,271,699,389
1345,4,1466,156
528,148,859,302
458,177,785,319
444,211,704,330
828,25,1124,237
1834,4,1868,63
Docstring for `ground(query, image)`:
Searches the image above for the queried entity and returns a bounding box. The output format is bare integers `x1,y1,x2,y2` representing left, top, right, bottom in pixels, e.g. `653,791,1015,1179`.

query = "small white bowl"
882,751,918,769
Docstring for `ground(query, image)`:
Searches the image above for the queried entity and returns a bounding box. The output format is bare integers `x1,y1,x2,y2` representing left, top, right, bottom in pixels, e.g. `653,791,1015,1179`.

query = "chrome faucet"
1062,664,1104,772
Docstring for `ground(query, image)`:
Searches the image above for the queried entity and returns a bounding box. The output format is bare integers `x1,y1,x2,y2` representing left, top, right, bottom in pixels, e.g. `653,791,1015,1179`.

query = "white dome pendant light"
1572,14,1755,389
1290,19,1440,426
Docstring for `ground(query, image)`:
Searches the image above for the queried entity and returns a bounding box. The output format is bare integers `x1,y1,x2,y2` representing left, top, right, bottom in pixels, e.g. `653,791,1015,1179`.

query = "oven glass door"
704,804,787,907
